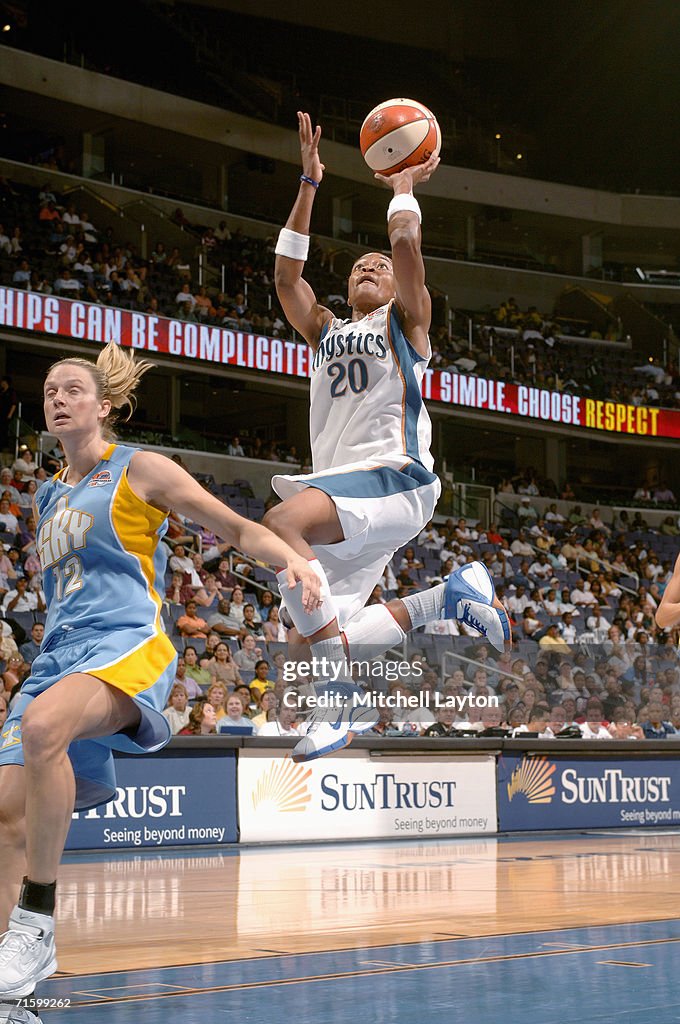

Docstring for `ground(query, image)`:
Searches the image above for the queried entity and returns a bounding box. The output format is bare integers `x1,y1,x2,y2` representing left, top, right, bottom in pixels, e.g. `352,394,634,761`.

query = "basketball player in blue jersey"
268,111,510,763
0,342,322,1005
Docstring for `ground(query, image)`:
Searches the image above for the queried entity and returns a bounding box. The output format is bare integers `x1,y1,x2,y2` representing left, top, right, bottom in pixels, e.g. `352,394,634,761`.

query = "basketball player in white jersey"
656,552,680,631
266,111,510,762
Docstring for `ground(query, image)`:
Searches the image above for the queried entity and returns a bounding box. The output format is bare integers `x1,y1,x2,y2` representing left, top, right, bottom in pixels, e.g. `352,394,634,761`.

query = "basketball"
359,98,441,176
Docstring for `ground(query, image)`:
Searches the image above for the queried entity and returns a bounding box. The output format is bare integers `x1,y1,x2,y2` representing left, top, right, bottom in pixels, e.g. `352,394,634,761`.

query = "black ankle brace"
18,877,57,916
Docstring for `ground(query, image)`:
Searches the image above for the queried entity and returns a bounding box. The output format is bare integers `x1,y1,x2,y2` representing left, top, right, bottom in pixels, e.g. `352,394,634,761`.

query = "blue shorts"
0,625,177,811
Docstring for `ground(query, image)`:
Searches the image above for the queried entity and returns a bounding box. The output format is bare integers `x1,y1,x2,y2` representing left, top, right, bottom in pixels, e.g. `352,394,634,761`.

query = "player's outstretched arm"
128,452,322,612
274,111,333,348
656,551,680,629
375,154,440,358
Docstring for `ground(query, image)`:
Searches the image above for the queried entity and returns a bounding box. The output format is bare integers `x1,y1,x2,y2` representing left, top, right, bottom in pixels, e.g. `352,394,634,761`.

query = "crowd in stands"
2,174,680,411
2,441,678,746
0,175,349,344
437,296,680,411
495,466,679,515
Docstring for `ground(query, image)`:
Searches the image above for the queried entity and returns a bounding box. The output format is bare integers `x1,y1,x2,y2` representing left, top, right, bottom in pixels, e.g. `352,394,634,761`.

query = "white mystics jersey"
309,300,434,472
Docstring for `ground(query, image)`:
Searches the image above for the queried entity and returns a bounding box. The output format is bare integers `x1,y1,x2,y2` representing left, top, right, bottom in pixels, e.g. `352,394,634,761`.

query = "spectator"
241,602,264,638
422,704,458,737
538,623,571,653
165,570,195,606
232,634,263,672
162,683,191,734
173,654,203,701
0,498,19,537
55,262,85,294
263,605,286,642
168,543,196,576
12,258,31,288
178,699,218,735
11,446,37,485
175,281,197,316
19,621,44,665
517,496,539,523
607,708,644,740
2,653,25,696
229,585,246,624
218,694,255,733
251,689,279,730
0,379,17,452
641,702,676,739
250,658,274,695
579,699,613,739
207,598,242,638
193,284,213,319
653,481,676,504
208,641,242,688
206,682,229,722
176,599,209,639
256,703,300,736
2,576,45,614
182,645,212,690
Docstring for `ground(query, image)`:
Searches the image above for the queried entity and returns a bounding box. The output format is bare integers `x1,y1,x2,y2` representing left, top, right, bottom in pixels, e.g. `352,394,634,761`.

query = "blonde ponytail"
50,342,154,440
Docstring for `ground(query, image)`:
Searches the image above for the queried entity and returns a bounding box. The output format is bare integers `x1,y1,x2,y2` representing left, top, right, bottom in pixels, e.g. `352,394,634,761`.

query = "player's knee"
261,504,289,537
21,705,64,762
0,792,25,851
260,503,280,536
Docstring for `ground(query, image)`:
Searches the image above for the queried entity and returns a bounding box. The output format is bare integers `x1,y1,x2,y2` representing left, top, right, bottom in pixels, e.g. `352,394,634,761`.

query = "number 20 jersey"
309,300,435,473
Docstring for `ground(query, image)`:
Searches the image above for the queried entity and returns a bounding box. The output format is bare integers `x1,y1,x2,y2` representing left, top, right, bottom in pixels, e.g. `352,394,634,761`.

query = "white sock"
400,583,446,629
310,634,355,695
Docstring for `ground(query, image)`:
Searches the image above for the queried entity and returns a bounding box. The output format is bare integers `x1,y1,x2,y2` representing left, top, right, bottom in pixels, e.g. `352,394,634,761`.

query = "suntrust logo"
320,773,457,812
507,757,673,807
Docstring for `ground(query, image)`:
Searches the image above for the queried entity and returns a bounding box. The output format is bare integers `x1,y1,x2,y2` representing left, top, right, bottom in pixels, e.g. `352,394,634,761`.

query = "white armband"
275,227,310,261
387,192,422,224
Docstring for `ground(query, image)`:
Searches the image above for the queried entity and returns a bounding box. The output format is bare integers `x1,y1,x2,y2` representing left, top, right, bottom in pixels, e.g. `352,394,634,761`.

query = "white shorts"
271,456,441,628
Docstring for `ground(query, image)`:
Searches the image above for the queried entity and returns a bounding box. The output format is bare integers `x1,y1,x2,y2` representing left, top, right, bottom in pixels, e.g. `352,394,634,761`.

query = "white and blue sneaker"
0,1003,43,1023
291,682,379,763
456,598,511,653
442,561,495,617
0,908,57,1001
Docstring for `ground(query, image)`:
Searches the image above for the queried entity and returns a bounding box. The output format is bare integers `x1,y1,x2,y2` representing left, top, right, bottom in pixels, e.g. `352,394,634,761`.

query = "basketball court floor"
30,830,680,1022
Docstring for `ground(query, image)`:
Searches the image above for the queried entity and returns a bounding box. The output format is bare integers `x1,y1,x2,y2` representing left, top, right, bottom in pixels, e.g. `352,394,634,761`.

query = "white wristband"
275,227,310,261
387,192,422,224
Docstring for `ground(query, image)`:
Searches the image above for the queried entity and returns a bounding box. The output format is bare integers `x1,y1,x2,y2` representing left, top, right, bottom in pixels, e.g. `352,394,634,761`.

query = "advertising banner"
497,753,680,831
238,749,497,843
66,750,237,850
2,286,676,438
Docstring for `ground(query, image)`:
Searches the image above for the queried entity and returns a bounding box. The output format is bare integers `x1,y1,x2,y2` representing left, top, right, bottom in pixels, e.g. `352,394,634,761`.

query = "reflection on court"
43,831,680,1022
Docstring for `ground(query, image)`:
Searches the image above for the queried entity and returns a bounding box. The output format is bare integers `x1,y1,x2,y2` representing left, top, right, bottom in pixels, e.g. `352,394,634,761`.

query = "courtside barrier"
64,737,680,851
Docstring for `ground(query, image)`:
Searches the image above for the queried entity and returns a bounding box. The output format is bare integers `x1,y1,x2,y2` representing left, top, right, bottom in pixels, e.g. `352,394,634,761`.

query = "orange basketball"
360,98,441,176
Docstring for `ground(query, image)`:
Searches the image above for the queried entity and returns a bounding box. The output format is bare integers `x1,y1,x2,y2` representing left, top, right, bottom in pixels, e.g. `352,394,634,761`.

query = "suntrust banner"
2,286,676,438
498,754,680,831
65,749,237,850
238,749,497,842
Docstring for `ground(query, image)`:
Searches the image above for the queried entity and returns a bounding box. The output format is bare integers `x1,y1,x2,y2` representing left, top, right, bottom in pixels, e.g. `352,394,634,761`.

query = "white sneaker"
456,599,511,654
0,908,57,1000
291,683,379,763
0,1003,43,1024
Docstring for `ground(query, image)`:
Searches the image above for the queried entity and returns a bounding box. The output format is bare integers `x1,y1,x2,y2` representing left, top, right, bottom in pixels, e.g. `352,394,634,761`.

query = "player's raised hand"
297,111,325,184
374,152,440,192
